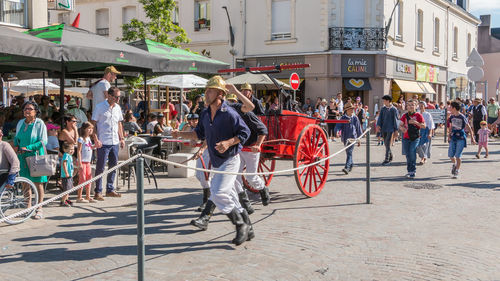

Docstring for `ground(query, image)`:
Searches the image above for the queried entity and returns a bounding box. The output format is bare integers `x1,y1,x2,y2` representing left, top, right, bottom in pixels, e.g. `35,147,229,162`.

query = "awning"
393,79,426,94
418,82,436,95
344,78,372,91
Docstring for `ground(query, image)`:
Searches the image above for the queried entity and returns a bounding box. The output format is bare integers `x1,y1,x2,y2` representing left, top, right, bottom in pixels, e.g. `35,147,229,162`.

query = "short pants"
448,139,466,158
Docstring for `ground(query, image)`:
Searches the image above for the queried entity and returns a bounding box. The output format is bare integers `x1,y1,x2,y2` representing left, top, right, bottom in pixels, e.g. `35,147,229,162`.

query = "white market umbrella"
226,73,292,90
146,74,208,121
11,79,59,94
146,74,207,88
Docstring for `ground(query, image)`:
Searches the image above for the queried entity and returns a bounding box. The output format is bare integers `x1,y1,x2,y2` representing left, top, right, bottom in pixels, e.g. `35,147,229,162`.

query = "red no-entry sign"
289,72,300,90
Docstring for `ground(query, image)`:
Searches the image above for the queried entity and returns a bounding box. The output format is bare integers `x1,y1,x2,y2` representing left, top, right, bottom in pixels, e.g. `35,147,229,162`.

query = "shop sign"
341,55,374,78
416,62,440,83
392,58,415,79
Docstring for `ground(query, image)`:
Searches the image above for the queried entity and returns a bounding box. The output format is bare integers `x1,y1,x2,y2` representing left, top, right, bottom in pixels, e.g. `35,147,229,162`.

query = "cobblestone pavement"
0,136,499,281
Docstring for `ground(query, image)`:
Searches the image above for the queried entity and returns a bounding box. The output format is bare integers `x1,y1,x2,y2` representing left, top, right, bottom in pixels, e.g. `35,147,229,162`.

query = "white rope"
142,128,371,176
0,154,140,224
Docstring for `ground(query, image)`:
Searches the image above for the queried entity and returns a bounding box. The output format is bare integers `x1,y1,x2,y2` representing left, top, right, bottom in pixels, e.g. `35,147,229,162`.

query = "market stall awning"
393,79,426,94
11,79,59,93
129,39,229,74
344,78,372,91
419,82,436,95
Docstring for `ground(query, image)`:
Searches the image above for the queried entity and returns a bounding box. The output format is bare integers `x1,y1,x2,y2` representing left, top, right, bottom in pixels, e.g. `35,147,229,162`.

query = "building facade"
0,0,48,30
53,0,479,112
478,14,500,102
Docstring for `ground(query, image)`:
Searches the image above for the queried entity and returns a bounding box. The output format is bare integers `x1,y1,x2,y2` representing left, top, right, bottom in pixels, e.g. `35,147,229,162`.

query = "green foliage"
123,74,144,95
121,0,190,48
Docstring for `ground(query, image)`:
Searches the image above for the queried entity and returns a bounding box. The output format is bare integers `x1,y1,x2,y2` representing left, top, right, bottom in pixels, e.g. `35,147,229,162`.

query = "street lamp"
222,6,236,69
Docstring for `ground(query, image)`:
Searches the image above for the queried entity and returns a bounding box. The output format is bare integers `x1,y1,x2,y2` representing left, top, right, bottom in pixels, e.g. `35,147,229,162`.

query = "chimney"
480,15,491,27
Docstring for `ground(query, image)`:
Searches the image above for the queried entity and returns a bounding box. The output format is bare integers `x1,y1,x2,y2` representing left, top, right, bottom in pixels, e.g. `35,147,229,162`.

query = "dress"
15,122,48,183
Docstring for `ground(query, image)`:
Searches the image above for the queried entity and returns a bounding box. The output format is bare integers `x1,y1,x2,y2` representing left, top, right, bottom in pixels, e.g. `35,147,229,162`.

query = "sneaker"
342,168,349,175
94,193,105,201
452,170,459,179
60,200,71,207
451,164,456,175
66,199,73,206
405,172,415,179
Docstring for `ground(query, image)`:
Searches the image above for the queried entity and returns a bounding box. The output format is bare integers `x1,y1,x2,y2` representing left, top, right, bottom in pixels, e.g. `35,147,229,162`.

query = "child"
448,101,476,178
476,120,490,159
60,142,74,207
77,122,97,203
335,102,362,175
45,123,60,151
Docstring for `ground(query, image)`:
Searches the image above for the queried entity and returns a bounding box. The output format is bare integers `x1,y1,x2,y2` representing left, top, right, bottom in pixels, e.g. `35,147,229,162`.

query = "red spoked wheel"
242,157,276,193
293,124,330,197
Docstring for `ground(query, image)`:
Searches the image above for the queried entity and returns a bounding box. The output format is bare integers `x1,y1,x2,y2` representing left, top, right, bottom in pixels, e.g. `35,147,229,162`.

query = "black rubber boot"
238,190,255,215
226,208,249,245
259,187,271,206
241,209,255,241
190,200,216,231
196,188,211,212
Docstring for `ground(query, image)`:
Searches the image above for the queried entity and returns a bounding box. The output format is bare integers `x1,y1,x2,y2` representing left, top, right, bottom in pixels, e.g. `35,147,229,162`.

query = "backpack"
406,113,420,141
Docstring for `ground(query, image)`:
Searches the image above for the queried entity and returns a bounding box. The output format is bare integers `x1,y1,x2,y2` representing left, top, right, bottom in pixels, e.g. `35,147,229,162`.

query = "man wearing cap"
88,66,120,111
471,98,487,142
172,76,254,246
67,98,87,128
241,82,265,115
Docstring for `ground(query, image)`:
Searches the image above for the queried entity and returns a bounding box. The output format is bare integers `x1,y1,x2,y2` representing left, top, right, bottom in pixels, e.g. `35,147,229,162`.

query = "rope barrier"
142,128,371,176
0,154,140,224
0,128,371,224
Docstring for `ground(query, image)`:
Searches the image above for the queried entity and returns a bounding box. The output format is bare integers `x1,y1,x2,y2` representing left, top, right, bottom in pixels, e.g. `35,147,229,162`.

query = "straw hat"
240,82,252,91
104,65,121,75
226,93,238,101
344,102,354,111
206,76,228,93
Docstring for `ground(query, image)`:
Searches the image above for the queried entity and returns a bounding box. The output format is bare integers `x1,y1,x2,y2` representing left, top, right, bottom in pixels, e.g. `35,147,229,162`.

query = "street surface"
0,135,499,281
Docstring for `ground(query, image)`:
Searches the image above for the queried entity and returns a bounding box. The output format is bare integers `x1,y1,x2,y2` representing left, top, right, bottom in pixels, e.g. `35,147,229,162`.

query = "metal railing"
329,27,385,50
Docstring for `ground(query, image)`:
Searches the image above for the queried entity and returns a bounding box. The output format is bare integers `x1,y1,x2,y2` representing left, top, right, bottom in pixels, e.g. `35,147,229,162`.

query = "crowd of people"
1,66,499,246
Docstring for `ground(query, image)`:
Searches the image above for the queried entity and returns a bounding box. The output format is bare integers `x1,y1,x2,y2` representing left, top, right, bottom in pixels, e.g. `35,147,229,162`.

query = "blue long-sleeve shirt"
194,101,250,168
376,105,399,133
335,113,363,145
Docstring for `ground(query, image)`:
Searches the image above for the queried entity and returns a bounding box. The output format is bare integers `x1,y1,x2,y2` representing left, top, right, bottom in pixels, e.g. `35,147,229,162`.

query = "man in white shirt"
88,66,120,110
336,92,344,113
91,87,125,200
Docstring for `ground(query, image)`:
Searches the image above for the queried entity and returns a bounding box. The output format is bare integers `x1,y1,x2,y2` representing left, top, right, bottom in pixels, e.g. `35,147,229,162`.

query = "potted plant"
198,18,206,25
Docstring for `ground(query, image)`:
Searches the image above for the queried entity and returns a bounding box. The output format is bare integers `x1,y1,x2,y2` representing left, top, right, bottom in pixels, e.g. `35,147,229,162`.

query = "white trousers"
210,154,243,214
195,150,211,189
235,150,265,194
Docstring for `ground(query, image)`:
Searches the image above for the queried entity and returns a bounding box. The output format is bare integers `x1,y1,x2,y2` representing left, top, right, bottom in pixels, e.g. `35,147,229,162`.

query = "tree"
121,0,190,47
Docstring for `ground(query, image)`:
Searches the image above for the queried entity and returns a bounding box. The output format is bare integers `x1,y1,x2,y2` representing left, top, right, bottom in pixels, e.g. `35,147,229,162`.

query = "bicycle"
0,151,40,225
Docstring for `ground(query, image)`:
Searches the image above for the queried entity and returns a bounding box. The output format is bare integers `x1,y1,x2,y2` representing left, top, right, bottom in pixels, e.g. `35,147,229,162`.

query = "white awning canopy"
394,79,426,94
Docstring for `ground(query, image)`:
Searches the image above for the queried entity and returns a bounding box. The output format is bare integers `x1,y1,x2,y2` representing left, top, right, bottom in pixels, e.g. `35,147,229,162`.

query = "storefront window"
0,0,26,27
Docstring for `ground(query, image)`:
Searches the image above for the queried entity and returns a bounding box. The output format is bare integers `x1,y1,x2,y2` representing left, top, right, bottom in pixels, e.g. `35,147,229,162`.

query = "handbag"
26,142,58,177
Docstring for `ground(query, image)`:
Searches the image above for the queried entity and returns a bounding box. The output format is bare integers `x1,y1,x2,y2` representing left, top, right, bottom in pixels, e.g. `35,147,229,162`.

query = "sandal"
87,198,97,203
33,209,44,220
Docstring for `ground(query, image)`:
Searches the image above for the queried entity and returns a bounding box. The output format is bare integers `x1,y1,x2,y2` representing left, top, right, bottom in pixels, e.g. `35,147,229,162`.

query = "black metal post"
42,72,46,96
136,157,145,281
143,72,148,120
59,60,65,127
366,129,371,204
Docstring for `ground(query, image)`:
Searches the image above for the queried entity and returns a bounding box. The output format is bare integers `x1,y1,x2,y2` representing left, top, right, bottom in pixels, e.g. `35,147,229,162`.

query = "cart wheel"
293,124,330,197
242,157,276,193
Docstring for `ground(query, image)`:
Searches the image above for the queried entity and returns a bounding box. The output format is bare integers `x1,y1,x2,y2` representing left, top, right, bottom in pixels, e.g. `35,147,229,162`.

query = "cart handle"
218,64,310,74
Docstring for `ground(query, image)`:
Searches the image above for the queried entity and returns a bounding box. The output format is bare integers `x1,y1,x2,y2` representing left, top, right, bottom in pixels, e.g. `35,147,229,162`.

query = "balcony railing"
96,28,109,37
329,27,385,50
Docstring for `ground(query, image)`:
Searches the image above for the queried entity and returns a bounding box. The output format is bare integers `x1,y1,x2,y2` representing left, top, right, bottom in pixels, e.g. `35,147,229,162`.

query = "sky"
469,0,500,27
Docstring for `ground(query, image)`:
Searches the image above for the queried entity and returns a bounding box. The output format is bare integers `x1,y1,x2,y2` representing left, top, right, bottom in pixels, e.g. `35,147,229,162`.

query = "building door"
344,0,365,27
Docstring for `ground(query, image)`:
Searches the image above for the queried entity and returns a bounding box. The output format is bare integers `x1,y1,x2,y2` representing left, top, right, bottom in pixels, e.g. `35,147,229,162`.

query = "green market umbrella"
128,39,229,74
0,25,62,72
27,24,169,73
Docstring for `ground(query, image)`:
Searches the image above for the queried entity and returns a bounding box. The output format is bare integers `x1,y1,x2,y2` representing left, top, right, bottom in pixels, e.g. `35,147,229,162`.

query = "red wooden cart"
219,64,348,198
